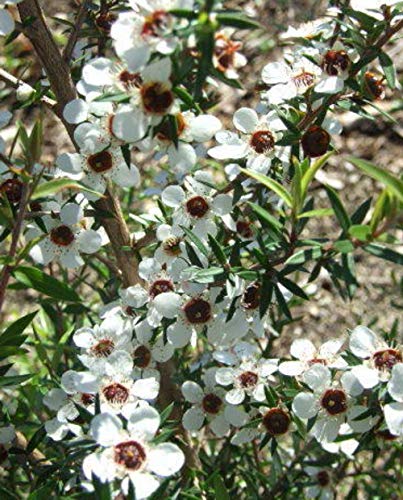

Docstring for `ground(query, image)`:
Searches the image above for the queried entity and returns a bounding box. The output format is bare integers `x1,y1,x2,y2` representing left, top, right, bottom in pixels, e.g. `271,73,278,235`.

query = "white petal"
111,162,141,188
315,75,344,94
233,107,258,134
290,339,316,360
303,364,331,391
208,143,248,160
105,351,133,377
73,328,95,348
167,322,192,348
350,365,379,389
340,371,364,397
63,99,89,124
44,418,68,441
168,143,196,173
60,203,83,226
292,392,317,419
261,61,290,84
148,443,185,476
224,404,249,427
384,402,403,437
90,412,122,446
77,229,103,254
181,381,204,403
43,388,67,410
209,414,230,437
142,58,172,82
230,427,259,445
388,363,403,402
225,388,245,405
212,194,232,216
132,377,160,400
190,115,222,142
349,326,379,358
319,338,344,358
215,367,234,386
56,152,83,174
127,405,160,440
121,45,151,73
0,9,15,36
183,406,205,431
82,58,113,86
112,106,147,142
153,292,182,318
161,185,185,207
311,417,340,443
60,248,84,269
279,360,306,376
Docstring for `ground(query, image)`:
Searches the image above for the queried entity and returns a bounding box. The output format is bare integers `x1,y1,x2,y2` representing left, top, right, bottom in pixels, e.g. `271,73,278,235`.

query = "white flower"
261,57,321,104
279,338,347,376
57,147,140,195
384,363,403,436
28,202,104,268
292,365,376,444
212,30,247,80
304,466,334,500
216,354,278,405
208,108,285,162
83,407,184,498
161,171,232,241
181,369,248,436
346,325,402,393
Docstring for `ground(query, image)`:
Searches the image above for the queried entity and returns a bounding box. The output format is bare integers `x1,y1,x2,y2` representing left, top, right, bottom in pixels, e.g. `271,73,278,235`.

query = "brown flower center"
249,130,275,154
133,345,152,369
102,383,129,404
118,70,142,90
236,220,253,239
162,236,182,256
364,71,385,100
238,371,258,388
202,393,223,414
91,338,115,358
214,34,242,72
321,389,347,415
87,151,113,173
80,393,95,406
317,470,330,487
149,278,174,299
308,358,327,366
50,225,75,247
185,195,210,219
1,178,23,204
141,10,171,38
242,282,261,310
262,408,290,436
301,125,330,158
183,297,212,324
114,440,146,470
372,349,402,370
292,71,316,90
155,113,186,142
141,82,174,115
322,50,350,76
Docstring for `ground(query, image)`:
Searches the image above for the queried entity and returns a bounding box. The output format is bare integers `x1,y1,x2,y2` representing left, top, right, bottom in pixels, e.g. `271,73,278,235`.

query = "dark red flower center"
80,393,95,406
202,393,223,414
242,283,261,310
238,371,258,388
91,338,115,358
87,151,113,173
317,470,330,487
301,125,330,158
102,383,129,404
321,389,347,415
183,297,212,324
141,82,174,115
162,237,182,256
364,71,385,100
141,10,171,38
1,178,23,204
262,408,290,436
308,358,327,366
372,349,402,370
292,71,316,89
114,440,146,470
133,345,152,369
149,279,174,299
250,130,275,154
185,195,210,218
50,225,75,246
322,50,350,76
236,220,253,239
118,70,143,90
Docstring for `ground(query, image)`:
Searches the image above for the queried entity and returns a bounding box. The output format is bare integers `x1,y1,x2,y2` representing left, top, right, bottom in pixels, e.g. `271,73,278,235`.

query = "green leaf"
333,240,355,254
297,208,334,219
0,374,33,387
208,234,227,265
12,266,80,302
213,473,231,500
379,51,395,89
324,185,351,232
347,157,403,203
275,285,291,319
0,310,38,344
248,202,283,233
180,226,209,257
31,178,104,200
285,247,323,265
215,12,261,30
364,243,403,265
26,425,47,454
277,275,309,300
348,224,372,241
301,151,334,201
240,168,293,207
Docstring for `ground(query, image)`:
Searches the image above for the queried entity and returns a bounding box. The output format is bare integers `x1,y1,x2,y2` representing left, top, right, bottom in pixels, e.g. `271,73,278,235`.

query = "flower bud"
301,125,330,157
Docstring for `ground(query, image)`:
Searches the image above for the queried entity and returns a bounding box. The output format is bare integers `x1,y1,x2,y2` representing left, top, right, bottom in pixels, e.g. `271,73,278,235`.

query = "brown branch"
0,68,56,109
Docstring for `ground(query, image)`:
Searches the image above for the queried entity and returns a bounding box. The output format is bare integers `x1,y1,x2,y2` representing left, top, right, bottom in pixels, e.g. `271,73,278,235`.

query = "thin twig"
0,68,56,109
63,0,90,62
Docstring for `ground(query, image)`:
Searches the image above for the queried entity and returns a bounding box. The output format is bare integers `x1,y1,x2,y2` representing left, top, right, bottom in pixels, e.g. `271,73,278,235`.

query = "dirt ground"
1,0,402,350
